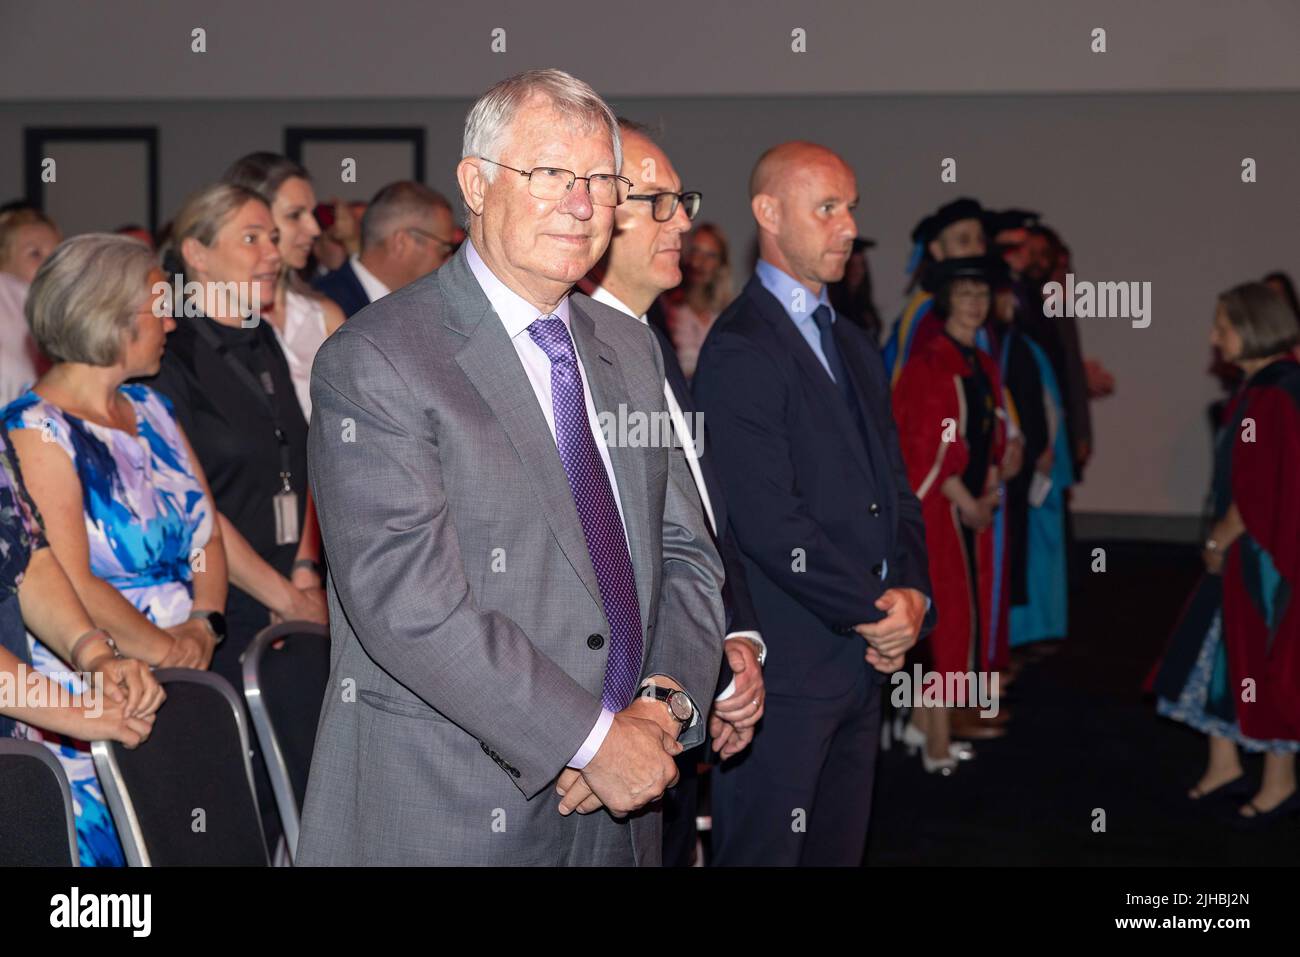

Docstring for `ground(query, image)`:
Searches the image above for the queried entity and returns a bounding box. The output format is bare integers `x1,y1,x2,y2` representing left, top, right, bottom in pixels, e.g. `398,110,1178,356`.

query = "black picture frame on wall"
23,126,160,233
284,126,427,191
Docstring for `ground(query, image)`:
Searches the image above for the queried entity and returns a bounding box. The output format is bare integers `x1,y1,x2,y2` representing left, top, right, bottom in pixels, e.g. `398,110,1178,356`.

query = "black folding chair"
0,738,79,866
241,621,330,863
92,669,268,866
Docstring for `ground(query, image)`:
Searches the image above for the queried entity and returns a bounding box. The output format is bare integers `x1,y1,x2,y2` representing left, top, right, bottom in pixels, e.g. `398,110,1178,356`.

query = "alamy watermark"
0,664,104,718
151,277,264,327
1043,273,1151,328
598,403,705,457
890,665,1000,717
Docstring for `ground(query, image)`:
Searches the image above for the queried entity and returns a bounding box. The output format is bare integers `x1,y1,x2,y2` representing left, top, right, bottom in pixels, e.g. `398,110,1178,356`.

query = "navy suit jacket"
313,260,371,318
693,274,933,699
647,320,760,700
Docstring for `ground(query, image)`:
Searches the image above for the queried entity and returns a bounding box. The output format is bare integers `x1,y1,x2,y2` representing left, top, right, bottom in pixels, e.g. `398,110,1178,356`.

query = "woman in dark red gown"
894,257,1012,773
1155,282,1300,824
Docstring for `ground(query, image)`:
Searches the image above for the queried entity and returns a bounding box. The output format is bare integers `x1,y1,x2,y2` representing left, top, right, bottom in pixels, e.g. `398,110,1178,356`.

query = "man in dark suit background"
583,118,767,866
313,181,456,316
694,141,933,866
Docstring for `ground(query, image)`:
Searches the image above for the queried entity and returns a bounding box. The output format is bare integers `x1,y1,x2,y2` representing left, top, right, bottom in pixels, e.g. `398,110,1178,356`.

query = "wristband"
293,558,323,577
70,628,121,671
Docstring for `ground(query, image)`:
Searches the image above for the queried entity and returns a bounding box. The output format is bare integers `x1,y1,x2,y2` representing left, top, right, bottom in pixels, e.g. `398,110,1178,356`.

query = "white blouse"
272,288,329,420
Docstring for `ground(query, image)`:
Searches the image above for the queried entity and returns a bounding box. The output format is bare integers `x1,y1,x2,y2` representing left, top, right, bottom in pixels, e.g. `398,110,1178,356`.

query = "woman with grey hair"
3,232,225,864
1154,281,1300,826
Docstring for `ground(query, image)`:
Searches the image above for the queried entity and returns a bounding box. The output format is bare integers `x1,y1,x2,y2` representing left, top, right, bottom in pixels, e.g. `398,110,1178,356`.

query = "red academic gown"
894,333,1011,683
1222,357,1300,741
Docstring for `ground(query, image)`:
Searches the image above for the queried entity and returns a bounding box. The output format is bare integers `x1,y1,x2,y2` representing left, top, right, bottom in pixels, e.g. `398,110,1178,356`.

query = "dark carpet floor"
864,540,1300,866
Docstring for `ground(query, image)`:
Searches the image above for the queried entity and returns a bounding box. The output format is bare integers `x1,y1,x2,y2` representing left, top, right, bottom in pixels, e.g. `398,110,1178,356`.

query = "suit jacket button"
869,502,881,517
587,633,605,650
870,562,884,579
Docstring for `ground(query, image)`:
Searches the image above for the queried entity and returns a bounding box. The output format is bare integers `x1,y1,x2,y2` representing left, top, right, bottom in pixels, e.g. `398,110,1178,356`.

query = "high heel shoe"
902,722,975,764
921,749,958,775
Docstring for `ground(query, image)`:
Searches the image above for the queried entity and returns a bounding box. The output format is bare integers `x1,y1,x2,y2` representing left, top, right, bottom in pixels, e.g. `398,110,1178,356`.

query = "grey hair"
461,69,621,198
1218,281,1300,361
26,234,157,366
361,181,452,250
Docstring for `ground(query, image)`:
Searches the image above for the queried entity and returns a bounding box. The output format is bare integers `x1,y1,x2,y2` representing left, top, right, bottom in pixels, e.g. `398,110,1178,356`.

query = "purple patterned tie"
529,315,643,710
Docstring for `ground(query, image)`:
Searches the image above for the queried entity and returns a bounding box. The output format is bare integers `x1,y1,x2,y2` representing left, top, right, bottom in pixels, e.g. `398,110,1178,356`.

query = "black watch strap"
189,610,227,646
637,683,694,733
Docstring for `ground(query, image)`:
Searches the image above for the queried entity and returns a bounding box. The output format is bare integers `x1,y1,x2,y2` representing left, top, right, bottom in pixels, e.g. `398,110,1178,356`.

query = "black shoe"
1233,791,1300,829
1187,774,1251,802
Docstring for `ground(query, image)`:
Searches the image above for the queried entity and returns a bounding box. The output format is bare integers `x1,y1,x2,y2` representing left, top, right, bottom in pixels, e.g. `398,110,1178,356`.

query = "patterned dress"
0,427,47,740
3,384,213,865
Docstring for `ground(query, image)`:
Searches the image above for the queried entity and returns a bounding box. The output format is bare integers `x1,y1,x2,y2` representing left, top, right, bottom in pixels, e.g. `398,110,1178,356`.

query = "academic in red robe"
894,332,1011,685
1222,357,1300,741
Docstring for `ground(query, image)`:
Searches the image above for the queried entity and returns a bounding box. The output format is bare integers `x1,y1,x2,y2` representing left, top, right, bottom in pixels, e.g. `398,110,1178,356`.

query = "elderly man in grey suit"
296,69,725,866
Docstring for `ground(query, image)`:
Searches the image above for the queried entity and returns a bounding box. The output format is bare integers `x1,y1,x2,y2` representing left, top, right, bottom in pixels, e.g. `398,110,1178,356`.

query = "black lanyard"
190,317,294,490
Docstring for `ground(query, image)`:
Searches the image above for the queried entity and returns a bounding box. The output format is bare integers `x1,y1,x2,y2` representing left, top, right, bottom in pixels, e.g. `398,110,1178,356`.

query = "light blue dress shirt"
754,258,837,382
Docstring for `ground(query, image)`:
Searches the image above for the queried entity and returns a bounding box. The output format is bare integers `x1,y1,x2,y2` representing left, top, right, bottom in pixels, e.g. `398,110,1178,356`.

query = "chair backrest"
241,621,330,862
0,738,79,866
92,669,269,866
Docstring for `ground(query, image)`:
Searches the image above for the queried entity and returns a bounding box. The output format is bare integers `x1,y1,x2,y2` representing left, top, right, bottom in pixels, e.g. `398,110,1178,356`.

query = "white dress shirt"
588,283,767,700
350,254,391,304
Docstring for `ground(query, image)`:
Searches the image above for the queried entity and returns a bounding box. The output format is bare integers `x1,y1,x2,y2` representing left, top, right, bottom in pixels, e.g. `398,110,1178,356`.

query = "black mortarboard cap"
910,197,984,245
982,207,1042,236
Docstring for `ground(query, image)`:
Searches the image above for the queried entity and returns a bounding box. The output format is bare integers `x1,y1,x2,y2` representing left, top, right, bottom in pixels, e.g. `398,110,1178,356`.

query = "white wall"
2,1,1297,525
2,0,1299,100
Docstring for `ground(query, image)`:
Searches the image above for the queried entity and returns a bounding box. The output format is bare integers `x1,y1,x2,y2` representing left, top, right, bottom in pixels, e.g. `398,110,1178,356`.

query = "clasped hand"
854,587,925,673
556,698,683,817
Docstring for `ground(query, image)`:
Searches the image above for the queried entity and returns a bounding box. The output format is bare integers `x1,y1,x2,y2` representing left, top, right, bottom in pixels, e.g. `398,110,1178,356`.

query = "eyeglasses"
625,190,702,223
478,157,632,207
405,227,455,255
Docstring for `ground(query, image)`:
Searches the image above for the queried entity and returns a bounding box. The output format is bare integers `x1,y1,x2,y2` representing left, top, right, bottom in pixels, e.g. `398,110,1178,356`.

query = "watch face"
205,612,227,640
668,691,693,722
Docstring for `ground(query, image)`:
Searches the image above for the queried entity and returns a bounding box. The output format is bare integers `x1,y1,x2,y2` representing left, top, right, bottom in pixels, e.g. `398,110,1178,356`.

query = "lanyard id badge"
273,471,300,545
189,319,303,549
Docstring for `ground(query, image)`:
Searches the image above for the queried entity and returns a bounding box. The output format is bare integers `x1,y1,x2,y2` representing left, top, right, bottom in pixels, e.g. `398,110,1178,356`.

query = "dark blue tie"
813,305,853,398
813,304,877,481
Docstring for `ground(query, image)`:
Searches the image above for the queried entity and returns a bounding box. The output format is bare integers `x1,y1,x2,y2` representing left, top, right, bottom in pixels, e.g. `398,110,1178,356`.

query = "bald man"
694,141,933,865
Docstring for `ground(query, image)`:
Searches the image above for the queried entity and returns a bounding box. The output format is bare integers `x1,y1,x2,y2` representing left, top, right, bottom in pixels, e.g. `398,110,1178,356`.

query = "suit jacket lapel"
746,277,879,489
836,321,894,493
569,300,654,633
344,262,369,308
649,322,727,536
442,250,606,612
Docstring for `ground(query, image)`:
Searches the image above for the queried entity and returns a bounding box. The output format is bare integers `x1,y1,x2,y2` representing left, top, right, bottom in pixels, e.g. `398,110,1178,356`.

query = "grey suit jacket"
295,244,725,866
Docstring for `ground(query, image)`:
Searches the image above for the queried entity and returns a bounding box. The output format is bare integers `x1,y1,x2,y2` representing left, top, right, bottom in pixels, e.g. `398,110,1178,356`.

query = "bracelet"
69,628,120,671
1205,538,1220,552
292,558,323,577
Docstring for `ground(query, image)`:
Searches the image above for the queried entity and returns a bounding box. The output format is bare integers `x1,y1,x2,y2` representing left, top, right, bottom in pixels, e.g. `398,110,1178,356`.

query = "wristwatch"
638,682,695,734
293,558,324,578
189,610,228,646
